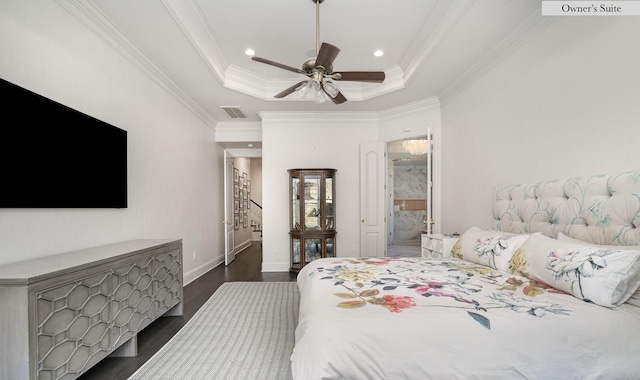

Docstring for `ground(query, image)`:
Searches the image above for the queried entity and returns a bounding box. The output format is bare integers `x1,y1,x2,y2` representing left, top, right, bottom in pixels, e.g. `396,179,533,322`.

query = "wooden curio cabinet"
289,168,336,273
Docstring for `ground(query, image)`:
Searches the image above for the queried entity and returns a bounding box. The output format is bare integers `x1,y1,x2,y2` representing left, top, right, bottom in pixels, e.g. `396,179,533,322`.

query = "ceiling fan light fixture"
314,88,327,104
296,82,311,98
323,80,339,98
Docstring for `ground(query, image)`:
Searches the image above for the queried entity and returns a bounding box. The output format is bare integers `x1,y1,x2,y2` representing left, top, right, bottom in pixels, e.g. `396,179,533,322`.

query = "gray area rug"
128,282,299,380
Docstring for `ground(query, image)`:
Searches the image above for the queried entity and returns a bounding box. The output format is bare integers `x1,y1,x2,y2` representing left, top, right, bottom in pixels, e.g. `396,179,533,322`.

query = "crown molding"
438,5,556,105
215,121,262,141
258,111,379,124
378,97,441,121
57,0,414,112
401,0,476,84
162,0,227,84
156,0,407,102
56,0,218,127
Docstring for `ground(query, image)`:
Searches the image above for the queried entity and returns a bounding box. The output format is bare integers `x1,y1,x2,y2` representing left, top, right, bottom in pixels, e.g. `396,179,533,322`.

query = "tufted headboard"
493,171,640,246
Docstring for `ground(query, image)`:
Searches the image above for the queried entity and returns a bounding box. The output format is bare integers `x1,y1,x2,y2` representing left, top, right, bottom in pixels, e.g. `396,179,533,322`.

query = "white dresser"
0,239,183,380
421,234,459,258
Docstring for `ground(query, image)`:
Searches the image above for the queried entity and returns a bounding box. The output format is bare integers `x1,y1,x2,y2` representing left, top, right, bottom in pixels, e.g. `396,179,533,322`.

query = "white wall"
441,17,640,234
261,112,380,271
0,0,225,283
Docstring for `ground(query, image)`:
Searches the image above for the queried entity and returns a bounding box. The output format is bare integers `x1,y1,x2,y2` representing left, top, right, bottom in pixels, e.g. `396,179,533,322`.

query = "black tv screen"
0,78,127,208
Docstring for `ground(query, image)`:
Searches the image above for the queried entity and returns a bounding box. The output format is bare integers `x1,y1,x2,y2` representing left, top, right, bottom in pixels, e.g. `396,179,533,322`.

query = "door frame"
223,148,263,266
386,133,432,245
223,150,236,266
361,127,442,257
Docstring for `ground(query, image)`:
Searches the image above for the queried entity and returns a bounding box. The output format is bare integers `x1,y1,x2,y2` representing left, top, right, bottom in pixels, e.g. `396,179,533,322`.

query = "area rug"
128,281,299,380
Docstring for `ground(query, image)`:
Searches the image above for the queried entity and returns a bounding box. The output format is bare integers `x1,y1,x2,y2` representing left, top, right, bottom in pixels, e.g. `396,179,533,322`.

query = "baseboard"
183,255,223,286
261,261,290,272
234,239,252,252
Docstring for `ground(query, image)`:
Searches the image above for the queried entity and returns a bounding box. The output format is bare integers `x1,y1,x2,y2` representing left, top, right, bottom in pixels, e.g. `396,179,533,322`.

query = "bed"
291,170,640,379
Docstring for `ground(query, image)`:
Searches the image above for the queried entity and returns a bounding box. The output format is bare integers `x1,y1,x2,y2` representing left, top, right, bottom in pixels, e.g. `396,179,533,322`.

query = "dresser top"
0,239,181,285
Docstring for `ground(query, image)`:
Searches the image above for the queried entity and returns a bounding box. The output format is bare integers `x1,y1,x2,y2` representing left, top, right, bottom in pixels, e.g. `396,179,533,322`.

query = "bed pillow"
511,233,640,307
557,232,640,307
557,232,640,251
627,290,640,307
451,226,532,272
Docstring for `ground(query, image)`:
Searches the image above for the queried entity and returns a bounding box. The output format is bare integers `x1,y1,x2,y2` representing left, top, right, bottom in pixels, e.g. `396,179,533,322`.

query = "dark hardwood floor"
80,243,296,380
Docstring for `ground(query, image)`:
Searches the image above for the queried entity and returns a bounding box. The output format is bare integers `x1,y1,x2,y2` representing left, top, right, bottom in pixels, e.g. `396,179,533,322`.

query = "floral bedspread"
291,257,640,380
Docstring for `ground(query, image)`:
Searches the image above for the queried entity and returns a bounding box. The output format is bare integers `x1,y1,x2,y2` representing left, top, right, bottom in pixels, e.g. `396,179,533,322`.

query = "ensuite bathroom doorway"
386,136,431,258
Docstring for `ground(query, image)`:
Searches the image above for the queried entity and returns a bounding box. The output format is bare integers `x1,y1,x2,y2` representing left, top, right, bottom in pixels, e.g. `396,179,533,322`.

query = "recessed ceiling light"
373,50,384,57
245,49,255,56
248,143,254,148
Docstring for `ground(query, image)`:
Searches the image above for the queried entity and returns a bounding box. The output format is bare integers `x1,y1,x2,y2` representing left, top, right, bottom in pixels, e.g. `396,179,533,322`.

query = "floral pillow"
557,232,640,307
511,233,640,307
451,226,532,272
557,232,640,251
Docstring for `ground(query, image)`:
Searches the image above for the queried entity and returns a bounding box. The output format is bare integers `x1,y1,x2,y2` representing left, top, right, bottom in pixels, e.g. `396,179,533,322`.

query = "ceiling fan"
251,0,385,104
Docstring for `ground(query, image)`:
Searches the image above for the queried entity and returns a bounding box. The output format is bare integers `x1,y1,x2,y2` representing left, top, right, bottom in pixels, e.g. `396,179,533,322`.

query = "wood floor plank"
79,243,296,380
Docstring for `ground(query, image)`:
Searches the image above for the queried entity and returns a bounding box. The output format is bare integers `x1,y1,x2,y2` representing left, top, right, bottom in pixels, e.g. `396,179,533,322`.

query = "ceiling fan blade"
315,42,340,70
252,56,305,75
323,87,347,104
334,71,385,83
274,81,308,99
330,91,347,104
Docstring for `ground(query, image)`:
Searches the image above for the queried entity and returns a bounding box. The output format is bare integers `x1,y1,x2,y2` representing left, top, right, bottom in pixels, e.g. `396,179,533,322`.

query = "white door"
224,150,236,265
359,141,386,257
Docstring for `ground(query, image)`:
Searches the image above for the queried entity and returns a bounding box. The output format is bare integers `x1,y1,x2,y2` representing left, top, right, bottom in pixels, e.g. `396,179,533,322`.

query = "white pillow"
451,226,532,272
557,232,640,251
627,290,640,307
513,233,640,307
557,232,640,307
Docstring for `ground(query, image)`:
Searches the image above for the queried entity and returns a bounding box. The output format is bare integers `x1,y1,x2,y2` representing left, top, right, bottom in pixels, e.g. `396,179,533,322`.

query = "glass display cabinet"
289,168,336,272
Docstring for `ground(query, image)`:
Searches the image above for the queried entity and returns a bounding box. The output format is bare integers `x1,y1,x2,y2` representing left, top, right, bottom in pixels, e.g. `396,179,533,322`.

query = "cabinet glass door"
291,238,301,266
304,175,321,230
326,237,335,258
325,176,334,230
291,175,300,230
305,238,322,263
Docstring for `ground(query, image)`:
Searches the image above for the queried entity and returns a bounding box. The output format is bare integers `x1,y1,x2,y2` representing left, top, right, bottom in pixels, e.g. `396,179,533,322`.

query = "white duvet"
291,257,640,380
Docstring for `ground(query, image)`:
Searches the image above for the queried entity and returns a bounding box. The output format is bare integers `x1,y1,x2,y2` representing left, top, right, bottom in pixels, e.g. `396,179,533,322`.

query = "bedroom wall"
0,0,224,283
440,17,640,234
260,112,380,271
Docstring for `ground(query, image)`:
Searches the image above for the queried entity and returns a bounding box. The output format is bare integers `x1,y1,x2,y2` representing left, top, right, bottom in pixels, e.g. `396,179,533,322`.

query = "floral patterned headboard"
492,171,640,246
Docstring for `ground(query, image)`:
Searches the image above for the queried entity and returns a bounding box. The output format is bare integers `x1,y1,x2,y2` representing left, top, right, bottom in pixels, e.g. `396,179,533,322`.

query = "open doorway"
224,149,263,267
386,137,430,258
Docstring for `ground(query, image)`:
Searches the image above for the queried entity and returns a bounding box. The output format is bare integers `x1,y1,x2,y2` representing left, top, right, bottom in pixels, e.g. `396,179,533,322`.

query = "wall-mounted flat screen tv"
0,78,127,208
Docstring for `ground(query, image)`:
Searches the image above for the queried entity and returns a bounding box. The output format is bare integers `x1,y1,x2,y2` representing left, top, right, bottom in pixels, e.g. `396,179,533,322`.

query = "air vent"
220,106,247,119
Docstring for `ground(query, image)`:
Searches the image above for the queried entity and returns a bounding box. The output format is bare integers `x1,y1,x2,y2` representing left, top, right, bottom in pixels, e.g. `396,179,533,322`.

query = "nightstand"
421,234,459,258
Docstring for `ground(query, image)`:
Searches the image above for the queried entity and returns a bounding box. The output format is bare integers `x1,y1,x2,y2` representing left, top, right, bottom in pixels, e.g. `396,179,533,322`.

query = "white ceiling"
58,0,549,125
